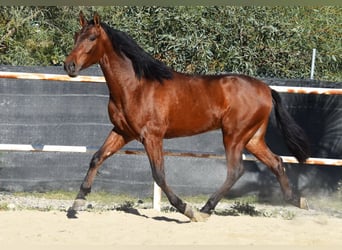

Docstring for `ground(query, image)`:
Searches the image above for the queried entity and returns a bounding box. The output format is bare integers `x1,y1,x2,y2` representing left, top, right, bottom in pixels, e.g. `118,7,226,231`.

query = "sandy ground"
1,207,342,248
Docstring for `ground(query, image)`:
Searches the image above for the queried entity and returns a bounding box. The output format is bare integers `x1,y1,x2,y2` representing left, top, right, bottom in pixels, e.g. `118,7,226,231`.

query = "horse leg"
67,128,131,217
143,136,205,222
200,133,245,215
245,127,308,209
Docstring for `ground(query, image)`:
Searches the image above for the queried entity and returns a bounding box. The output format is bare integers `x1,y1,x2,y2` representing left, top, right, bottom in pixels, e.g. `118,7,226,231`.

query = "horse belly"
165,105,221,138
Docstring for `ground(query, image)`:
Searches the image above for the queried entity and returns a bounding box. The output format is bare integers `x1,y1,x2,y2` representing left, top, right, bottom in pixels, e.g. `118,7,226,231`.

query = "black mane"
89,20,173,83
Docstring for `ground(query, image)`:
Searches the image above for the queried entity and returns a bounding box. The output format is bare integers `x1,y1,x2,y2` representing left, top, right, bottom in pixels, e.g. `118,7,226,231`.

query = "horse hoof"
300,197,309,210
191,211,210,222
66,199,87,219
184,204,210,222
66,208,78,219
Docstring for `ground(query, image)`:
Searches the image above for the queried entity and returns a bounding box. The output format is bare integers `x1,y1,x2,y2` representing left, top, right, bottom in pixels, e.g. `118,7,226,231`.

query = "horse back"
161,73,272,138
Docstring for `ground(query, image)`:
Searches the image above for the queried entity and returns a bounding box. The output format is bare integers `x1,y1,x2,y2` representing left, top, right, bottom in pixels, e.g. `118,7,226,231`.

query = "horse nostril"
64,61,77,77
70,62,75,72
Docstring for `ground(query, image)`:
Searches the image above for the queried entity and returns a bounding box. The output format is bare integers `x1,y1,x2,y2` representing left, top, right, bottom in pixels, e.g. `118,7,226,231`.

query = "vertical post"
153,181,162,211
310,48,316,80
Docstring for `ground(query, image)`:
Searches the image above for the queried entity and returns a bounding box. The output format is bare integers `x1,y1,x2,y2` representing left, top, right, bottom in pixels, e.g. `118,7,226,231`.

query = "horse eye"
89,35,97,41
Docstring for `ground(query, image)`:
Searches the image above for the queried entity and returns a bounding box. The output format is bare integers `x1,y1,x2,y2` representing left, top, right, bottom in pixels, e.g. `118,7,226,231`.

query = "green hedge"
0,6,341,81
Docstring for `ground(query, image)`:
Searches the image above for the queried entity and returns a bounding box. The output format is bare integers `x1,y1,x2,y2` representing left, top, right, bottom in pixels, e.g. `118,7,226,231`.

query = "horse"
64,12,310,221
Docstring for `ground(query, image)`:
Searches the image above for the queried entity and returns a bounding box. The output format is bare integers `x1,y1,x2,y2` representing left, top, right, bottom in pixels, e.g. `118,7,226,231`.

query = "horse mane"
89,20,173,83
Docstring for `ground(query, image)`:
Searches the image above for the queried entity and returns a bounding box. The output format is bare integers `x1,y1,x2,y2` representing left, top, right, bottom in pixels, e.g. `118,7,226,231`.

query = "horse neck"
99,47,140,103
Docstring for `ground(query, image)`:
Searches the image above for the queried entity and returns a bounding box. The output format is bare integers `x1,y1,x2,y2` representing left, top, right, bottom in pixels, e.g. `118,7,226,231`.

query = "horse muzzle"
64,61,80,77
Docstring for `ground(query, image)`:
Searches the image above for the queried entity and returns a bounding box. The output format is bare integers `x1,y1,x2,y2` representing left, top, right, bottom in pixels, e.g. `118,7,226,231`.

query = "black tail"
271,89,310,163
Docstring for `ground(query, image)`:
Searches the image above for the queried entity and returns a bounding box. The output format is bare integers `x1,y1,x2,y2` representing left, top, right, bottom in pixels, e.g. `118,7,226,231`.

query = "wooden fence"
0,70,341,210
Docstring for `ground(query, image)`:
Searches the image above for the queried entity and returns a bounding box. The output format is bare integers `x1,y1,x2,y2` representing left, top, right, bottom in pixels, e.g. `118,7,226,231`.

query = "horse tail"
271,89,310,163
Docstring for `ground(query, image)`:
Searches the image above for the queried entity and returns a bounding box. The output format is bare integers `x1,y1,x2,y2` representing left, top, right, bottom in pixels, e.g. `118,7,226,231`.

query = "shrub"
0,6,340,81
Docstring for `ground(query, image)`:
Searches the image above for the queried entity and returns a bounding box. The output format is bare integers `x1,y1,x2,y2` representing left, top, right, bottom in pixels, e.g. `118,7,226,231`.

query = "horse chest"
108,101,144,138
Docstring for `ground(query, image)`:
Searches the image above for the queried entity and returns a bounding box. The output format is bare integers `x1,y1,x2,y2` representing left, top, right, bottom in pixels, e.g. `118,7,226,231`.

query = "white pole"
1,143,342,213
0,143,342,166
310,48,317,80
0,71,106,83
153,182,162,211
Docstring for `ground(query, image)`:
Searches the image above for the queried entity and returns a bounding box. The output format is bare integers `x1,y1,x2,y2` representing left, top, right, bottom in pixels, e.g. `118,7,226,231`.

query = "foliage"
114,200,135,212
0,6,341,81
215,201,261,216
0,202,9,211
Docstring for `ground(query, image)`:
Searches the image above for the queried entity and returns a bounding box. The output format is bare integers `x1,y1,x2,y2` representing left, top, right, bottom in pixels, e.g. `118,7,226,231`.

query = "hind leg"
200,132,245,215
246,126,308,209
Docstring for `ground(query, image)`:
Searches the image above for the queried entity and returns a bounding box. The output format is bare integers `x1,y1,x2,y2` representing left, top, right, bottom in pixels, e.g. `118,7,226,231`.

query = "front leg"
143,136,207,222
67,128,131,218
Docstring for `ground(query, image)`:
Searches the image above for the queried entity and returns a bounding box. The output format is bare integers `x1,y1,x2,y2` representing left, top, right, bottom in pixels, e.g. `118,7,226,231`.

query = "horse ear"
94,12,101,27
79,11,87,27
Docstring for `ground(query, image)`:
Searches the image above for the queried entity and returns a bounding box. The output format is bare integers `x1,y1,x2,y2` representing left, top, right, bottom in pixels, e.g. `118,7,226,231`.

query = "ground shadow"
120,206,190,223
152,215,190,224
118,207,149,219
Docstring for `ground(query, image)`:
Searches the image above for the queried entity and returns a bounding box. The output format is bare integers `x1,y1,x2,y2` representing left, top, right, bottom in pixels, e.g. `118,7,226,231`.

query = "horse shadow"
151,215,190,224
119,206,189,224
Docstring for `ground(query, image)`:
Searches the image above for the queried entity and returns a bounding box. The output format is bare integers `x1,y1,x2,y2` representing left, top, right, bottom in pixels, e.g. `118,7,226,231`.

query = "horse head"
64,12,106,77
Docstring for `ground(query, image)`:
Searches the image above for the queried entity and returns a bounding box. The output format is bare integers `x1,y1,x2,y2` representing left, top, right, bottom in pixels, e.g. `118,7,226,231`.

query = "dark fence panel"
0,65,341,198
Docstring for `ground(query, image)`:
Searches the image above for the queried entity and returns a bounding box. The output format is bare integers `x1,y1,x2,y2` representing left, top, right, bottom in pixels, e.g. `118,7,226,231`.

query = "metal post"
153,182,162,211
310,48,316,80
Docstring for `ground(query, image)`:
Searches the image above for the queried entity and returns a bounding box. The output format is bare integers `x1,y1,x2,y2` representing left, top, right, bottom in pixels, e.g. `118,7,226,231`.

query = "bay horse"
64,12,310,221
